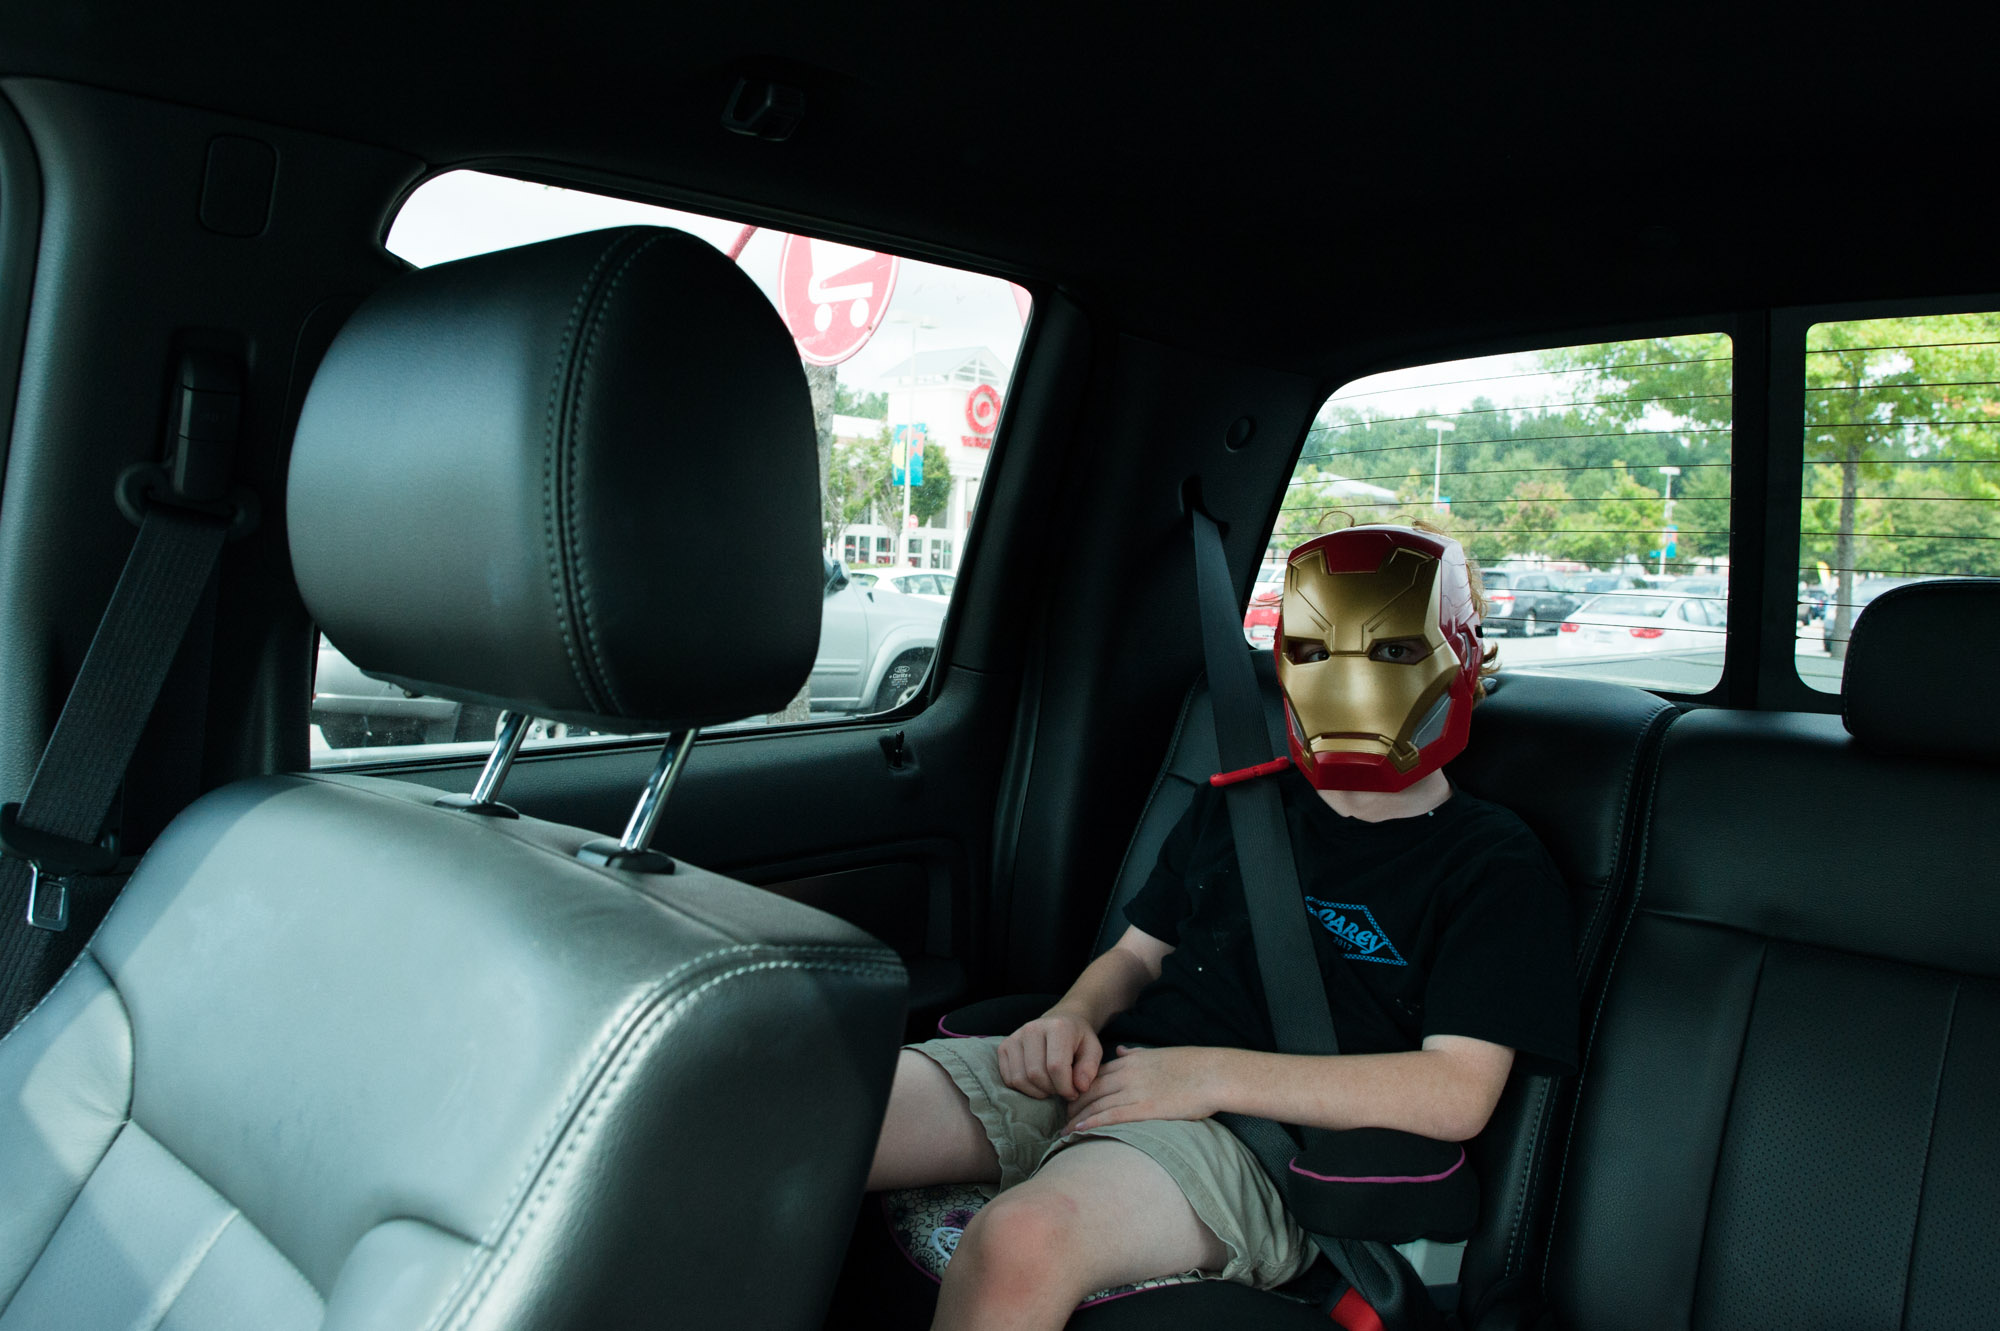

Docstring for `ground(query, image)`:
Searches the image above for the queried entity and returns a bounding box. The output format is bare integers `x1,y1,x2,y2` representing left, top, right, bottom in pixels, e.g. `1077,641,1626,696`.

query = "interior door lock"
879,730,914,772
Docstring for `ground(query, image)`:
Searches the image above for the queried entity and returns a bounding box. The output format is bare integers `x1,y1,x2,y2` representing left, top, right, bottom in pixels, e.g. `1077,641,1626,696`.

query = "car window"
311,171,1030,764
1797,311,2000,693
1276,334,1733,696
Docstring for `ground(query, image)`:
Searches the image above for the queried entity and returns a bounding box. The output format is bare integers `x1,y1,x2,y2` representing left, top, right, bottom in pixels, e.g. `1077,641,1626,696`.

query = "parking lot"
1501,620,1844,692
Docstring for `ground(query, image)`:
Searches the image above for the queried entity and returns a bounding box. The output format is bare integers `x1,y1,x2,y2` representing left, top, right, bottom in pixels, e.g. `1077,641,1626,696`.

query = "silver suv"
813,558,947,713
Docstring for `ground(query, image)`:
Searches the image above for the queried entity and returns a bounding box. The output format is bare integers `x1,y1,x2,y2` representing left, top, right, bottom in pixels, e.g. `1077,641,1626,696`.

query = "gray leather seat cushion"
0,774,905,1328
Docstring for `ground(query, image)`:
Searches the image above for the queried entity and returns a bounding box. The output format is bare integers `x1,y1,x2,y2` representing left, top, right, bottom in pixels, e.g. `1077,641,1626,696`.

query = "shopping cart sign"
777,236,900,365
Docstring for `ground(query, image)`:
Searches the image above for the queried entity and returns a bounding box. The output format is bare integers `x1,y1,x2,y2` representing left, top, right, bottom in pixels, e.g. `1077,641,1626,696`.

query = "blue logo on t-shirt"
1302,897,1407,966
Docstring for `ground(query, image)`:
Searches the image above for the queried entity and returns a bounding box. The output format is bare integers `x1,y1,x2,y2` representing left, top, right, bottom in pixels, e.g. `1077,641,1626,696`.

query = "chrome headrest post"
621,729,696,853
577,729,698,873
434,710,531,818
474,711,532,804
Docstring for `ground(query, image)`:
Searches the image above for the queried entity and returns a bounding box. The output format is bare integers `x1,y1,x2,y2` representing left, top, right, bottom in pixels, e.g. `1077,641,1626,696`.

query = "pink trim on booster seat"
1287,1147,1466,1185
936,1017,969,1038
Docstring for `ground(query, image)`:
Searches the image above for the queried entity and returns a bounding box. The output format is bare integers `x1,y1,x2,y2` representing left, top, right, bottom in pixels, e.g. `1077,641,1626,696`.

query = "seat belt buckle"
0,803,120,934
25,864,69,932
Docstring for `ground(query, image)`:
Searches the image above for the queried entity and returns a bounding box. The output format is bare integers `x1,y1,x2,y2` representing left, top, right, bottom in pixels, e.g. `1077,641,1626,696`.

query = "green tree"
825,431,954,533
834,382,888,420
913,440,953,527
1803,313,2000,656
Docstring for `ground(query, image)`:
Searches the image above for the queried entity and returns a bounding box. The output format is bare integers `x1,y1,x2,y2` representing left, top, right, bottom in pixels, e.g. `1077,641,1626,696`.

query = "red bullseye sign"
965,384,1002,435
776,236,900,366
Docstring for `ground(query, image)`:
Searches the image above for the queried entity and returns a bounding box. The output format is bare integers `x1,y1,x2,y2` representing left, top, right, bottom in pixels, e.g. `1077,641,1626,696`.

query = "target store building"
835,345,1005,572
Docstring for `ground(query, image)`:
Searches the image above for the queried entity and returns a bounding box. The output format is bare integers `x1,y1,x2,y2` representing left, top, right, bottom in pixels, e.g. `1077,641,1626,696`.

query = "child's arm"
996,926,1172,1101
1063,1037,1514,1143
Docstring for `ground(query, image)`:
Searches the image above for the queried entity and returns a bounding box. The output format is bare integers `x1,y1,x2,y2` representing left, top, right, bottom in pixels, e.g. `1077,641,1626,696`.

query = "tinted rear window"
1281,333,1733,695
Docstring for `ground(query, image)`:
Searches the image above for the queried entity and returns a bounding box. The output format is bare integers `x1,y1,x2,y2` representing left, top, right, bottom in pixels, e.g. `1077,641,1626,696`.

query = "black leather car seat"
1532,578,2000,1329
0,227,907,1330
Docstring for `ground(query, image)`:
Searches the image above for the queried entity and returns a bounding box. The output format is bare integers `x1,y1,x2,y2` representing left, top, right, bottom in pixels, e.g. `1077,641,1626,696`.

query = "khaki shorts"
910,1036,1318,1290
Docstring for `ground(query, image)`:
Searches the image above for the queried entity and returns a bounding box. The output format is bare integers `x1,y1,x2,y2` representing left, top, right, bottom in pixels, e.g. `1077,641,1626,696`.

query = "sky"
385,171,1029,397
1322,352,1577,426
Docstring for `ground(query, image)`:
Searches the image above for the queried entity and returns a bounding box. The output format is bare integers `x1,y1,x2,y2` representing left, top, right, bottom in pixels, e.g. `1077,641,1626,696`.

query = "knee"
952,1192,1084,1300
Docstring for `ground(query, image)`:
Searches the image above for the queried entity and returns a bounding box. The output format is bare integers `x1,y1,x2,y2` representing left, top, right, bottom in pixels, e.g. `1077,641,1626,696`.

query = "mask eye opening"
1366,636,1434,664
1284,638,1331,665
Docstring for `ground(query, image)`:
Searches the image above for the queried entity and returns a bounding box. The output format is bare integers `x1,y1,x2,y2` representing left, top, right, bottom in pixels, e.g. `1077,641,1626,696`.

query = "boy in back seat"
868,525,1580,1329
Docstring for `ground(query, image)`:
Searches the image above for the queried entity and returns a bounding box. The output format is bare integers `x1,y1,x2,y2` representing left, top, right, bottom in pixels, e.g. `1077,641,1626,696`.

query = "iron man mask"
1275,526,1482,792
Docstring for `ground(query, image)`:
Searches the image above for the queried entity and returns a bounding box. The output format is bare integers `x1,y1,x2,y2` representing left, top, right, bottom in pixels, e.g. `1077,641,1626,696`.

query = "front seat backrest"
0,227,907,1331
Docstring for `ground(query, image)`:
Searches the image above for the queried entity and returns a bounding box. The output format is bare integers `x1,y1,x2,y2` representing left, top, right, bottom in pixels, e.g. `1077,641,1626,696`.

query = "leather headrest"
289,227,821,733
1843,578,2000,763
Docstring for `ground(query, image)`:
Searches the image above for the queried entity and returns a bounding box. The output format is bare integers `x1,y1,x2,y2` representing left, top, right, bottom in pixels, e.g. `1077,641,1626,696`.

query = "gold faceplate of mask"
1278,546,1462,771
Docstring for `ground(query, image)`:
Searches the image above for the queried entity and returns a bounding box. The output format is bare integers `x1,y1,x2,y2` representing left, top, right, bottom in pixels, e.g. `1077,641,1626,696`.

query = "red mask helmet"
1274,525,1483,793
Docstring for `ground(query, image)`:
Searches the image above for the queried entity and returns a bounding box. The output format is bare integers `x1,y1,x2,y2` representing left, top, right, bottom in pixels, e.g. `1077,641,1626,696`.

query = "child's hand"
1063,1046,1220,1133
997,1012,1103,1100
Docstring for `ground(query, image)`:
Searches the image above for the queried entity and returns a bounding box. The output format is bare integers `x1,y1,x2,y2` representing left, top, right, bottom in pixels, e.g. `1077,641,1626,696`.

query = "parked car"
849,567,957,603
1560,572,1652,597
312,638,495,748
1797,586,1830,624
813,558,947,712
1481,569,1583,637
313,560,945,749
1242,567,1283,648
1556,590,1728,654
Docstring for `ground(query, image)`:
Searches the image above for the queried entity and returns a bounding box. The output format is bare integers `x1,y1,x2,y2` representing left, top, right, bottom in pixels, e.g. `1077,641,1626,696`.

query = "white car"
1555,590,1727,654
846,568,956,603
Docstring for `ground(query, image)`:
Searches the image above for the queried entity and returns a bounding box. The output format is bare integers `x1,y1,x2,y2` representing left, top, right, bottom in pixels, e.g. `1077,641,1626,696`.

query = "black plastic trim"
0,89,43,509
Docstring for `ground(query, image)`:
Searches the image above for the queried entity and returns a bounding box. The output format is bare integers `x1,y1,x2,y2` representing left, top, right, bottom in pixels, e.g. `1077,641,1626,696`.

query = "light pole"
1657,465,1682,577
1428,419,1456,508
886,313,937,567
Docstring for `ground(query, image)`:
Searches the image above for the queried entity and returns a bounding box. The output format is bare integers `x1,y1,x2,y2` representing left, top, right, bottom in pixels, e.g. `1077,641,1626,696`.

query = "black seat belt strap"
0,503,229,1027
0,352,250,1032
1192,509,1339,1062
1189,508,1445,1331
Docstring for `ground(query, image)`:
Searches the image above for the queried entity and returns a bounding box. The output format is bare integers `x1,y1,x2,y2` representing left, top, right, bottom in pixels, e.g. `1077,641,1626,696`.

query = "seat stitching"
118,1120,330,1316
1539,719,1671,1291
1501,1076,1551,1278
1896,979,1959,1331
138,1206,244,1331
0,956,135,1321
542,232,638,711
1577,703,1676,979
428,954,903,1331
1682,940,1770,1317
562,232,669,717
413,939,889,1325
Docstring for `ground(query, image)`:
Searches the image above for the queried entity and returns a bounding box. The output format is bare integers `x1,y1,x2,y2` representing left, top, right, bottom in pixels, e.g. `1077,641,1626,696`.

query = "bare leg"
868,1049,1003,1190
933,1138,1229,1331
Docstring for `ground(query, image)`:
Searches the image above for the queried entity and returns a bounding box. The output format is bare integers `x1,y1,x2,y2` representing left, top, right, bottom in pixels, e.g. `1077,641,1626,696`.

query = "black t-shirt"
1103,772,1579,1077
